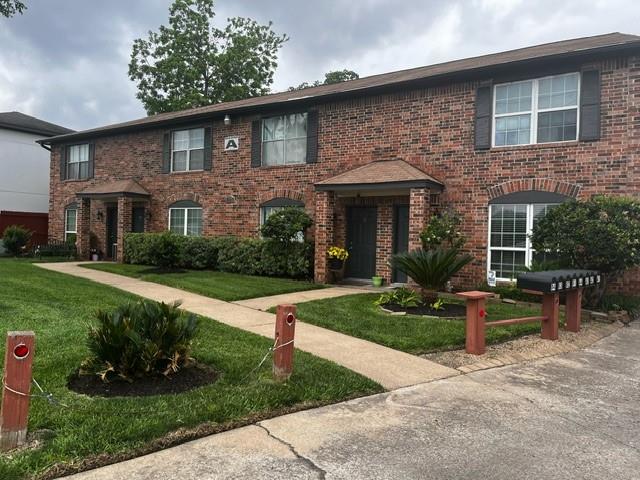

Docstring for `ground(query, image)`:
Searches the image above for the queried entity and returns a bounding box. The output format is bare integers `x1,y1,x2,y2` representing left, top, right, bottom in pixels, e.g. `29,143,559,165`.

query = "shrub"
260,207,312,243
261,239,314,278
531,195,640,304
391,247,473,302
146,232,181,269
217,237,263,275
420,210,465,250
2,225,31,256
179,236,219,269
374,287,420,308
124,233,153,264
82,300,198,382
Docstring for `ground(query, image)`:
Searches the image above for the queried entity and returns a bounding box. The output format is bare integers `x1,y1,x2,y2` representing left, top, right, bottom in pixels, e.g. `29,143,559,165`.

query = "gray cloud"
0,0,638,131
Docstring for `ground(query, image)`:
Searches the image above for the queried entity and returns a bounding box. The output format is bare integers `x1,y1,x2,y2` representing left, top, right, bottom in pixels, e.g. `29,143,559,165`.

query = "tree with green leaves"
129,0,288,115
0,0,25,17
531,195,640,304
289,69,359,91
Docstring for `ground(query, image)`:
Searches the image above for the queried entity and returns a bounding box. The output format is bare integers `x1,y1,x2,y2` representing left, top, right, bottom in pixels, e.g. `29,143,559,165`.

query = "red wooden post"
1,331,35,452
457,291,492,355
273,305,296,381
565,288,583,332
541,293,560,340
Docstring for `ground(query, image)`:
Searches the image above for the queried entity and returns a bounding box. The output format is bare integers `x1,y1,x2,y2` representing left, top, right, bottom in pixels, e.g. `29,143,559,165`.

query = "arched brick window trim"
487,178,581,201
257,188,304,206
165,192,201,206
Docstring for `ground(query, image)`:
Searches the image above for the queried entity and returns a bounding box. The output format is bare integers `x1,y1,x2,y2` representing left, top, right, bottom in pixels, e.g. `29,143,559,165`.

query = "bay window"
493,72,579,146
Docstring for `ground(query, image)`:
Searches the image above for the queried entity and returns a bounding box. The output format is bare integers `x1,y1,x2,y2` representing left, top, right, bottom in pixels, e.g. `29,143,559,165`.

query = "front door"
392,205,410,283
106,205,118,259
345,206,377,279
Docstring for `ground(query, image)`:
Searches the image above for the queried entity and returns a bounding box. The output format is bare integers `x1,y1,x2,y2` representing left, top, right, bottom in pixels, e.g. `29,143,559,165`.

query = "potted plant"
372,275,384,287
327,246,349,271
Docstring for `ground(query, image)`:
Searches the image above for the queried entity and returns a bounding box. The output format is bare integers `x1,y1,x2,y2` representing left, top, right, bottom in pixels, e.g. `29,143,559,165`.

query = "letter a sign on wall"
224,136,239,151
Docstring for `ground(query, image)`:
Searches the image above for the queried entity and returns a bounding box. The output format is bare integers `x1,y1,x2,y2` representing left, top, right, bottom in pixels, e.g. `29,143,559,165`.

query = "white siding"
0,127,50,213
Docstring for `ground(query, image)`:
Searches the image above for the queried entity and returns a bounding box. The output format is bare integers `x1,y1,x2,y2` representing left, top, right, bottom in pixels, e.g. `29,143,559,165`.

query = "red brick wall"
49,55,640,290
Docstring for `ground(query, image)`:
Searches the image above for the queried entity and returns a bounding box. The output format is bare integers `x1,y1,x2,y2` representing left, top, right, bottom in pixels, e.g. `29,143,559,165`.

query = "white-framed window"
487,203,558,280
66,144,90,179
65,207,77,243
493,72,580,147
259,199,305,241
168,206,202,236
262,113,307,166
172,128,204,172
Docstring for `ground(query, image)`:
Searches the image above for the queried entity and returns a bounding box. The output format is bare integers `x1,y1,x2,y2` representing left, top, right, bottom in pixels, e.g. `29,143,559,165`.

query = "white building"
0,111,72,213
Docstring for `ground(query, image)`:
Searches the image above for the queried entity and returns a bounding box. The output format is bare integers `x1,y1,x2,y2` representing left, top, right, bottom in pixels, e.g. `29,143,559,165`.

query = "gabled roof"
0,111,73,137
76,179,150,198
315,160,443,191
41,32,640,145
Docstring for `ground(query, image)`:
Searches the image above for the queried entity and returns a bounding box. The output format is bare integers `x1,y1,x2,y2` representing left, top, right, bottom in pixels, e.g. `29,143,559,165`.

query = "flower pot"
328,258,345,271
91,253,99,261
372,276,384,287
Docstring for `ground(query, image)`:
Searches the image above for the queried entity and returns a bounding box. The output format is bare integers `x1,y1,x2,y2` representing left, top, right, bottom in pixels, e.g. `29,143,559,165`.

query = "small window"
66,144,90,180
493,72,579,147
172,128,204,172
65,207,77,242
262,113,307,166
429,193,441,207
168,202,202,236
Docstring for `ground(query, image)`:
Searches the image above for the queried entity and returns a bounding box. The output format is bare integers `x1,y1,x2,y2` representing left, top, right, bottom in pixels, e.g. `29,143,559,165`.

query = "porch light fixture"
224,114,231,126
96,209,104,221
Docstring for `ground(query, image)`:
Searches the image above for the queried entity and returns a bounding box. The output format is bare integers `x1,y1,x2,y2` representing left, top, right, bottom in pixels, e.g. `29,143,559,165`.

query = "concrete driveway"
65,323,640,480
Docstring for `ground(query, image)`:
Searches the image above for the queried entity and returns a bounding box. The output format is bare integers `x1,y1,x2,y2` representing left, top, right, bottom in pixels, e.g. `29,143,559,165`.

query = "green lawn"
0,260,381,479
81,262,324,301
287,293,561,355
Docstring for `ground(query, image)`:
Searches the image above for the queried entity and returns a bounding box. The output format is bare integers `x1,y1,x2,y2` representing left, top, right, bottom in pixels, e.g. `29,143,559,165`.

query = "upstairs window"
262,113,307,166
66,144,90,180
493,72,579,147
168,201,202,236
172,128,204,172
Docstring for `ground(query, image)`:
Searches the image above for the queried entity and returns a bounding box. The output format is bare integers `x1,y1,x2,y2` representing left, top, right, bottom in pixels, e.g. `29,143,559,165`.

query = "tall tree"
129,0,287,115
0,0,25,17
289,69,359,91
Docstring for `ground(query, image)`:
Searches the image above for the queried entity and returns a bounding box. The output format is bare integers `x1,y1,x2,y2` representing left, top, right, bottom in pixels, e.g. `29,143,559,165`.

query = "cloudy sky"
1,0,638,131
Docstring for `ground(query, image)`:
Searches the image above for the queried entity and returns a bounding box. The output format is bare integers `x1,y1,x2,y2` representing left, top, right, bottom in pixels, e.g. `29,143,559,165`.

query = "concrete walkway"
36,262,457,389
64,322,640,479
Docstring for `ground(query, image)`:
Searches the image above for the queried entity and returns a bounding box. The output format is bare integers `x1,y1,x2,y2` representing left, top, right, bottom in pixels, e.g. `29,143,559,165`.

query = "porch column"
76,198,91,259
116,196,133,263
314,190,335,283
408,187,430,251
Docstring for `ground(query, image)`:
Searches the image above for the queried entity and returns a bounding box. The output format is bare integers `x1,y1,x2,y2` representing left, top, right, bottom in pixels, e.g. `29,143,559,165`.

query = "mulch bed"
67,362,218,398
382,302,466,317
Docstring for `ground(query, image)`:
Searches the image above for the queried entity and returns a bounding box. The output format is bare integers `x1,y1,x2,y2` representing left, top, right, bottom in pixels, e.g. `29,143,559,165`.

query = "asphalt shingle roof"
0,111,73,136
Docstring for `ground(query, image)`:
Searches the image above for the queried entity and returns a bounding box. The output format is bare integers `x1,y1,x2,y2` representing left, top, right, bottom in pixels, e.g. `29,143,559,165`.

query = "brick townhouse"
40,33,640,289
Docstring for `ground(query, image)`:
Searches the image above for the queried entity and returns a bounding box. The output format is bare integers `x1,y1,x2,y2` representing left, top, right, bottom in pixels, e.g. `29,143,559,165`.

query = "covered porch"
75,179,150,262
313,160,444,284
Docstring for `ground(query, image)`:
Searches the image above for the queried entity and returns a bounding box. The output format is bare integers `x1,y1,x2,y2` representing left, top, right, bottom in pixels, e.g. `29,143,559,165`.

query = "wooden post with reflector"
1,331,35,452
273,305,296,381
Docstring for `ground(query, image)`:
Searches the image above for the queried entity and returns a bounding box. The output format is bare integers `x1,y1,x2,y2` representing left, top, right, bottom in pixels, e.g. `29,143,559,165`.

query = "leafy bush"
179,236,219,269
82,300,198,382
217,237,263,275
374,287,420,308
420,210,465,250
2,225,31,256
391,247,473,302
124,233,153,264
260,207,312,243
599,294,640,316
146,232,181,269
261,239,314,278
531,196,640,288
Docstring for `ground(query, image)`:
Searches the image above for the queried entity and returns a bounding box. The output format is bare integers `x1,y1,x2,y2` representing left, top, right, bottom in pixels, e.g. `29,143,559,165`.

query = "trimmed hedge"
123,233,313,278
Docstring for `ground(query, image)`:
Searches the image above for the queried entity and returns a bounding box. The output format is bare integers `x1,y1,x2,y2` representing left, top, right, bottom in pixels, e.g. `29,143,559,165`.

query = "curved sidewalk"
36,262,458,390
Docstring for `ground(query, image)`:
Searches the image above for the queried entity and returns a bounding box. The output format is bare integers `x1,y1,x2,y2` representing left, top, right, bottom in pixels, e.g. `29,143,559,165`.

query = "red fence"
0,211,48,247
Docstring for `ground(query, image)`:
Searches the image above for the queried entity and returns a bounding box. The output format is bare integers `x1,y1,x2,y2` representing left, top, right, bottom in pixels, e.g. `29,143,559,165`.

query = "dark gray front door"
346,207,377,279
132,206,145,233
392,205,410,283
106,206,118,259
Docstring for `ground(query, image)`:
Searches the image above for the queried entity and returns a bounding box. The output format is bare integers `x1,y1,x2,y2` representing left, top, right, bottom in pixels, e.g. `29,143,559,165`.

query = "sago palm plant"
390,248,473,303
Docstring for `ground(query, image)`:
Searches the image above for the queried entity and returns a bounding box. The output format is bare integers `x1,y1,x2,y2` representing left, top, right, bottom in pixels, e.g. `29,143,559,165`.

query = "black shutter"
474,84,493,150
88,143,95,179
579,69,601,141
306,110,319,164
162,133,171,173
59,145,67,180
203,126,213,170
251,119,262,167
